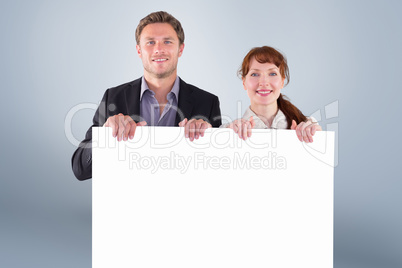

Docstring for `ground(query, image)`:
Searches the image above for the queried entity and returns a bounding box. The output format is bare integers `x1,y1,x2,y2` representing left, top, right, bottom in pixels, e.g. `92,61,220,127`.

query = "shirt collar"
242,106,288,129
140,76,180,102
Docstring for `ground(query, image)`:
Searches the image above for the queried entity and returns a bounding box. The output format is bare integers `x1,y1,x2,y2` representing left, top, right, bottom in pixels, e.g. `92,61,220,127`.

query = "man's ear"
178,43,185,57
136,45,141,58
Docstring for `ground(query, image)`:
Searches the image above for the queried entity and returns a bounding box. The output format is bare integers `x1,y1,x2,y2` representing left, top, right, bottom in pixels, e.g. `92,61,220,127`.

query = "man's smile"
152,58,168,62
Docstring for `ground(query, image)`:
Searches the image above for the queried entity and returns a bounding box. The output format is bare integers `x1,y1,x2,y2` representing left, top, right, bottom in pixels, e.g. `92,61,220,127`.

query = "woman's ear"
242,77,247,90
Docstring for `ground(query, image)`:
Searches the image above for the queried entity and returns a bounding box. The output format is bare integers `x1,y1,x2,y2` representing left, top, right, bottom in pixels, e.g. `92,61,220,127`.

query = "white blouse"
220,106,315,129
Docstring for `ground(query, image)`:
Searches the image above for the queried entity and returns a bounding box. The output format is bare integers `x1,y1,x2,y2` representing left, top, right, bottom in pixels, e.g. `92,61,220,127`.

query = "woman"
221,46,321,142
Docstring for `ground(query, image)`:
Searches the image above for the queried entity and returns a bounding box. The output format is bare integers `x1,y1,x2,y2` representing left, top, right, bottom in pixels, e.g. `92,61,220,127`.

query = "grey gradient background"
1,0,401,267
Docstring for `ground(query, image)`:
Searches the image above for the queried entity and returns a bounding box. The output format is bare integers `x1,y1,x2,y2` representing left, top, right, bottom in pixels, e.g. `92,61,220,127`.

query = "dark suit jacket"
71,77,221,181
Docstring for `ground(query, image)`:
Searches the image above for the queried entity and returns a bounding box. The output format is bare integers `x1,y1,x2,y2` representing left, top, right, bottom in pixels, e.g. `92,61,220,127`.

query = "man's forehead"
140,23,177,38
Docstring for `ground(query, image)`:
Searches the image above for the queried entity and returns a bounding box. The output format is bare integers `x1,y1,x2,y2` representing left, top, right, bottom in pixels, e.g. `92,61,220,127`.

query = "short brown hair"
239,46,290,86
135,11,185,45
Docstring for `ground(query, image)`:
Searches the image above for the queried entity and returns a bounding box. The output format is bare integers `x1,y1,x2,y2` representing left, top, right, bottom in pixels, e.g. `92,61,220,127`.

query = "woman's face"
243,57,285,108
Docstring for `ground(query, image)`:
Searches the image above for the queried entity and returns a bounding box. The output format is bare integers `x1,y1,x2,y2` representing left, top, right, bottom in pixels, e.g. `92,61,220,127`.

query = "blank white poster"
93,127,334,268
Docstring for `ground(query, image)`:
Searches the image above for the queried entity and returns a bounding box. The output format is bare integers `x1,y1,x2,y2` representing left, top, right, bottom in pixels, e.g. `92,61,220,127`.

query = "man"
72,11,221,181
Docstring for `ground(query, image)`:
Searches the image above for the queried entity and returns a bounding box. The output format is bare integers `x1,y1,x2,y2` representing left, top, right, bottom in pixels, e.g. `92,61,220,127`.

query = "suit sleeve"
71,90,109,181
210,96,222,127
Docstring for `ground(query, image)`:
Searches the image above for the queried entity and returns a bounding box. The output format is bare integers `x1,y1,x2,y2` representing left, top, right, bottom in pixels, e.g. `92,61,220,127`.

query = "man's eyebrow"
142,36,175,40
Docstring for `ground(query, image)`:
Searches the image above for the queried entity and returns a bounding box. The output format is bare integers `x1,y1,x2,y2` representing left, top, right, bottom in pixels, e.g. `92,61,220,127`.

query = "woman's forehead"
249,58,279,70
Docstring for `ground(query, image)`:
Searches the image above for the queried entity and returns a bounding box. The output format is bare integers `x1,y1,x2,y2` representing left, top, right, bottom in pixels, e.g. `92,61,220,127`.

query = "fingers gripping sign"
103,113,147,141
291,119,322,143
178,118,212,142
228,116,255,141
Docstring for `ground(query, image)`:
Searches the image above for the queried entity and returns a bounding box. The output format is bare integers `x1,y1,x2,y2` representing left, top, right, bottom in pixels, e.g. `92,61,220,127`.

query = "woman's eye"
250,73,259,77
269,72,277,76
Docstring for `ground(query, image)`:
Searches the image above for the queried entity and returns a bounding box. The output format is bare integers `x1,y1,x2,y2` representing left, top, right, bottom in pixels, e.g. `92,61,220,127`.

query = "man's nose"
154,42,164,54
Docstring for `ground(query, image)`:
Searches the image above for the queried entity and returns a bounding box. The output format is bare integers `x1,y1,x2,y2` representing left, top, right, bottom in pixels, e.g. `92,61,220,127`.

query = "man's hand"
291,120,322,143
227,116,255,140
103,113,147,141
179,118,212,142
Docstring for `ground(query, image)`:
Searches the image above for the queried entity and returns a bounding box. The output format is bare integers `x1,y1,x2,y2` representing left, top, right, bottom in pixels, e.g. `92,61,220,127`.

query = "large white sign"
93,127,334,268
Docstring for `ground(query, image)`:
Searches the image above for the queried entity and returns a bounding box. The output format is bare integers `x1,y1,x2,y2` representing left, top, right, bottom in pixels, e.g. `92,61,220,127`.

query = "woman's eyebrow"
250,67,278,71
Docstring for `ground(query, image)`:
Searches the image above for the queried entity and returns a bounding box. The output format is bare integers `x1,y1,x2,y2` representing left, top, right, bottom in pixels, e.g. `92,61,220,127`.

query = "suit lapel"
126,78,142,122
125,77,194,124
175,78,195,125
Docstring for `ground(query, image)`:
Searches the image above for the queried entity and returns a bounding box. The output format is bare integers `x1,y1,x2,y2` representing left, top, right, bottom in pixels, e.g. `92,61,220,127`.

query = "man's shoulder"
106,78,141,93
179,78,219,100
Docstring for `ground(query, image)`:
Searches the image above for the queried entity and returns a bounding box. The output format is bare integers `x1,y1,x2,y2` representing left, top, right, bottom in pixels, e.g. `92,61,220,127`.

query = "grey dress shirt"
140,76,180,126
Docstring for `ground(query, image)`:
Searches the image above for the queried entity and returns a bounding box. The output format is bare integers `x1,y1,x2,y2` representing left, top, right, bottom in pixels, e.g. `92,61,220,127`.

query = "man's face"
136,23,184,79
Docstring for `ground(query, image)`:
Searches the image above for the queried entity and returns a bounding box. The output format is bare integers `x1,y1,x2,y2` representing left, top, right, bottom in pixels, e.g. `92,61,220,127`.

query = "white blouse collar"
242,106,288,129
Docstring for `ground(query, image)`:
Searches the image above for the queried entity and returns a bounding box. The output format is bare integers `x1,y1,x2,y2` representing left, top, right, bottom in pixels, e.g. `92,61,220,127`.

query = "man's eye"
164,41,172,44
148,41,155,45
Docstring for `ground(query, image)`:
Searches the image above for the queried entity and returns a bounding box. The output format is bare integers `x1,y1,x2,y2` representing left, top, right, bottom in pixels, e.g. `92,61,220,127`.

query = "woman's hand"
291,120,322,143
227,116,255,140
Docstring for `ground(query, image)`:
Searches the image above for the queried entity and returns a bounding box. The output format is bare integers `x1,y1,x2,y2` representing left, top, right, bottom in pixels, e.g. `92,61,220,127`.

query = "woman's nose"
259,76,269,86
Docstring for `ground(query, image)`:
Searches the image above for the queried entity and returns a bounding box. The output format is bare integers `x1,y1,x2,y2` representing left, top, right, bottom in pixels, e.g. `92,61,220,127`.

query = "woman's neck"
250,102,279,127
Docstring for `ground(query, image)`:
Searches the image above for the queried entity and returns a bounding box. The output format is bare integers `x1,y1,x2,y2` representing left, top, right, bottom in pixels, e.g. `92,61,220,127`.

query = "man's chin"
144,66,177,79
154,70,176,79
